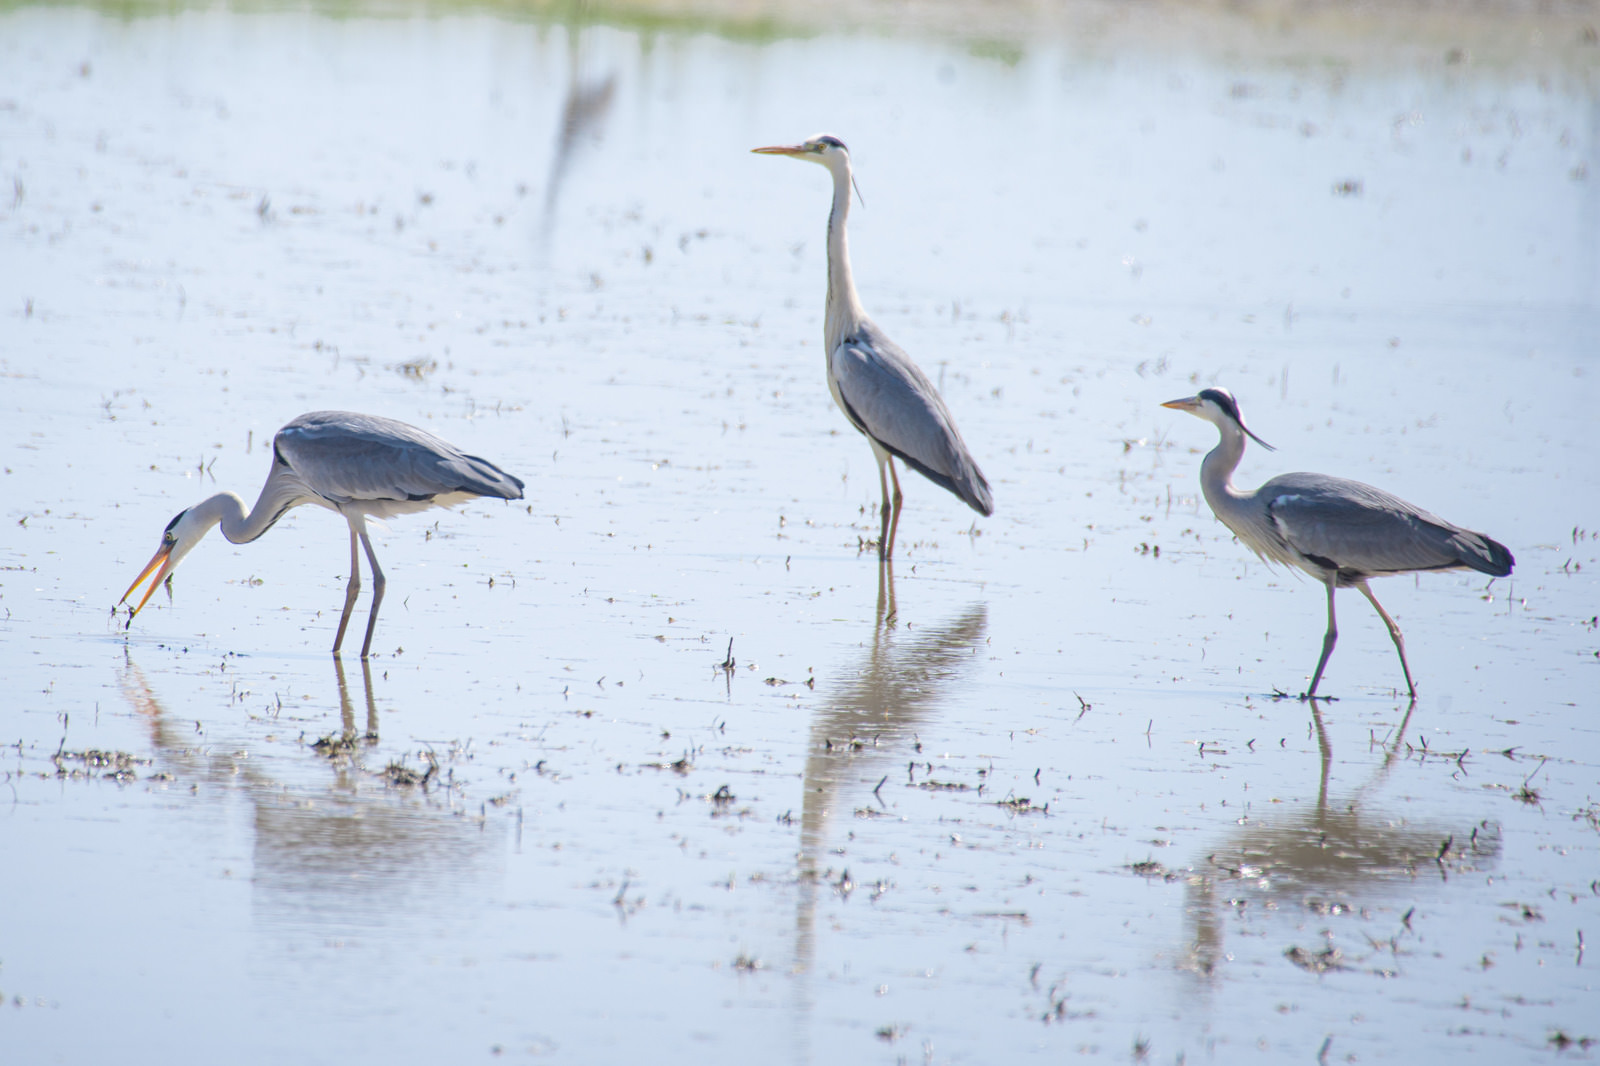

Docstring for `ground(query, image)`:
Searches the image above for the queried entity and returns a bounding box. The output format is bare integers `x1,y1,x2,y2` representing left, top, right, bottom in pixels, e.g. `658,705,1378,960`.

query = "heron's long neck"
193,470,307,545
1199,425,1254,531
823,161,866,355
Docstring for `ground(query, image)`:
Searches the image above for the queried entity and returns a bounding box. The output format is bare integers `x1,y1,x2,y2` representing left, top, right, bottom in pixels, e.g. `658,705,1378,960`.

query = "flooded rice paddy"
1,2,1597,1062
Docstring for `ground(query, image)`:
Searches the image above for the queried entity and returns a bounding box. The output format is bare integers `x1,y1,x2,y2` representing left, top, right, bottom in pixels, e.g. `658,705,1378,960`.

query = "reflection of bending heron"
1181,699,1501,981
116,655,498,927
790,563,987,1056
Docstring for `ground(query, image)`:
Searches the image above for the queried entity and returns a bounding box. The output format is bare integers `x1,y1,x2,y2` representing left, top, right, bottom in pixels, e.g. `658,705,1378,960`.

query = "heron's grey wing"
1262,473,1509,577
830,325,993,516
276,412,524,504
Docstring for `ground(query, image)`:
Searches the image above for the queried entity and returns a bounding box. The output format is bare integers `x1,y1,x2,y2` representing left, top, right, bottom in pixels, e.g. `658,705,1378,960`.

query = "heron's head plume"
1162,387,1275,451
119,506,214,620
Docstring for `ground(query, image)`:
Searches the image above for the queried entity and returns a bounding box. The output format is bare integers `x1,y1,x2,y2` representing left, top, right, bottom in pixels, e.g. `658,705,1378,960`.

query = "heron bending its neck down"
120,411,524,659
753,134,993,559
1163,387,1512,699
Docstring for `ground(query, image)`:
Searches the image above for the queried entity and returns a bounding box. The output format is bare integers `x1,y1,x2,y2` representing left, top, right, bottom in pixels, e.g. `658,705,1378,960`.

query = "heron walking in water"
120,411,524,659
753,134,992,559
1163,387,1512,698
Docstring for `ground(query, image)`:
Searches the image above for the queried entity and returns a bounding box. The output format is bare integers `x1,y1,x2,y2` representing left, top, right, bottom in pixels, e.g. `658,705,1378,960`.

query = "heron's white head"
1162,387,1275,451
119,505,215,619
752,133,850,166
752,134,863,205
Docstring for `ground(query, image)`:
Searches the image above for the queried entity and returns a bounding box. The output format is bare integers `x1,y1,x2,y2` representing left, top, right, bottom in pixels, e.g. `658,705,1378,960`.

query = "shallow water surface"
1,3,1597,1062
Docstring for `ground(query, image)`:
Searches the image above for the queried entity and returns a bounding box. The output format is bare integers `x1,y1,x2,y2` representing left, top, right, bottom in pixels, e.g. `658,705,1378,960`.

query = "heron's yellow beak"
1162,396,1201,411
120,542,176,619
751,144,807,156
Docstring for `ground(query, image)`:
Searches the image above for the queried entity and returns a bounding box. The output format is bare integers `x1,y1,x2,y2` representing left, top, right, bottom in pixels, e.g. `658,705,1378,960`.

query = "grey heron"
753,134,993,559
1163,387,1512,698
120,410,524,659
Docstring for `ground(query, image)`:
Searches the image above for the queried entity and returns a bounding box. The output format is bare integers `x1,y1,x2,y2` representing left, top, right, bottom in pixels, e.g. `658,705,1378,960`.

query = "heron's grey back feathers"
1260,472,1513,581
831,324,994,516
275,412,525,507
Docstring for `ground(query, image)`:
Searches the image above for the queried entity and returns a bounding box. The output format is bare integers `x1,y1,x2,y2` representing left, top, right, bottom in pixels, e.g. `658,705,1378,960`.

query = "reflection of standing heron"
539,15,616,245
791,562,986,1040
753,136,993,559
119,411,524,659
1163,388,1512,697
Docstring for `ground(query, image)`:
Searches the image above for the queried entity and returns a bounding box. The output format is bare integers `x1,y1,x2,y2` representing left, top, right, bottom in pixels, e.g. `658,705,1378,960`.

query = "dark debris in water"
1284,945,1347,974
310,732,363,758
1305,899,1356,917
1498,901,1544,923
1128,859,1177,881
1549,1031,1597,1053
643,753,696,775
52,747,148,781
383,754,438,789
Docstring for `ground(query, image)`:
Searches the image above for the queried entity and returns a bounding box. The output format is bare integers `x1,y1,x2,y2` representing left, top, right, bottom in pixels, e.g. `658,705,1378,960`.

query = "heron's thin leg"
357,528,386,661
1305,578,1339,698
885,458,903,560
874,448,892,560
332,528,362,656
1357,579,1415,698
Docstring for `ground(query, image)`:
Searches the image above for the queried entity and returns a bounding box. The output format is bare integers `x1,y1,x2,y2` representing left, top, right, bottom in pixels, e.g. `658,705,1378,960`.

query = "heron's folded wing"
276,412,524,503
831,327,993,515
1264,474,1478,576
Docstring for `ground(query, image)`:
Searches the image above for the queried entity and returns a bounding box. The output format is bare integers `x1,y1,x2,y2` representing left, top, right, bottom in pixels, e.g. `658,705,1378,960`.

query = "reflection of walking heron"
120,411,524,659
1163,388,1512,697
753,135,993,559
1181,699,1500,980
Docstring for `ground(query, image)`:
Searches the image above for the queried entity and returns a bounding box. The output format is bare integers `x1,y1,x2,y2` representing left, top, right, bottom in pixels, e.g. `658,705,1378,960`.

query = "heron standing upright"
1163,387,1512,698
120,410,525,659
753,134,993,558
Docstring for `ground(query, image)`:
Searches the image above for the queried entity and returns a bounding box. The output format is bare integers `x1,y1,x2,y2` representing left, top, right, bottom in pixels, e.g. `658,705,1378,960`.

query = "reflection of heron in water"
1180,699,1501,981
539,11,616,246
334,655,380,745
116,655,498,929
789,563,987,1053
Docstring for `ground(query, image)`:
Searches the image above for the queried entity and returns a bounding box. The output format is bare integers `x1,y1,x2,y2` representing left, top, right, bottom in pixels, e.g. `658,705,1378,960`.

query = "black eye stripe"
1197,387,1240,422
